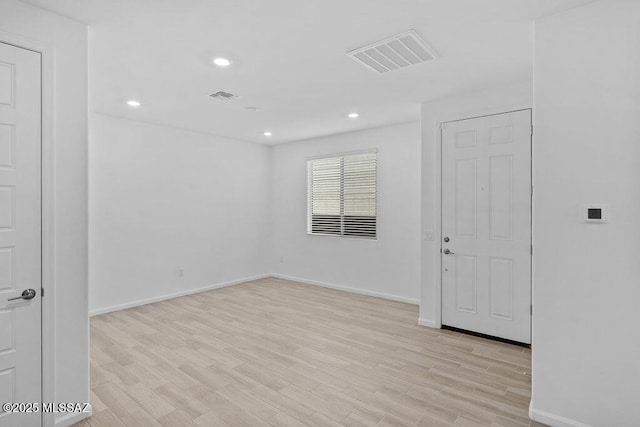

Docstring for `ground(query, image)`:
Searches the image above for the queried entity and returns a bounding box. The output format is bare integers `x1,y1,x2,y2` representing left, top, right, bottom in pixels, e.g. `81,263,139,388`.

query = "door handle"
8,289,37,301
443,249,455,255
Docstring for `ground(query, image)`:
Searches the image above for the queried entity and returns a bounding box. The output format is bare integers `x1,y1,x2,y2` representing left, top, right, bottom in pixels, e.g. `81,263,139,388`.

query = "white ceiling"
23,0,595,144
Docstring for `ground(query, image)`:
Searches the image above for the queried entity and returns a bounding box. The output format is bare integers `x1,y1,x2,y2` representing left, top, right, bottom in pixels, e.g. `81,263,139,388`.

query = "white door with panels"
0,42,42,426
441,110,531,344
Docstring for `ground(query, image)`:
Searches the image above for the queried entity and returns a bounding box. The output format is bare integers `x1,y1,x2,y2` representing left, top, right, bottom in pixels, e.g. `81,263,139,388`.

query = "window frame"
307,149,378,240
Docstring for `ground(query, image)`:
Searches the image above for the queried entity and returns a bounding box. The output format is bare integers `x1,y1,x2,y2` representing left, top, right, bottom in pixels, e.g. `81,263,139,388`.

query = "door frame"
434,106,533,340
0,32,57,427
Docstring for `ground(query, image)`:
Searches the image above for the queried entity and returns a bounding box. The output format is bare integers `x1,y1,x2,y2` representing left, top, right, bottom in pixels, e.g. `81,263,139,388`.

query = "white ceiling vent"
209,90,238,100
347,30,438,74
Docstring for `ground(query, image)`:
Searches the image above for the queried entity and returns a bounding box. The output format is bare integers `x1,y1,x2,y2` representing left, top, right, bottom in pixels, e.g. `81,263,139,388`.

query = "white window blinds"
307,151,377,238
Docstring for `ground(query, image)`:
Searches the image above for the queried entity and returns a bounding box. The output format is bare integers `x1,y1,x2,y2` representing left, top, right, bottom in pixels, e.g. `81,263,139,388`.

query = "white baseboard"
418,318,439,328
55,408,92,427
90,273,419,317
529,401,592,427
270,274,419,305
89,274,270,316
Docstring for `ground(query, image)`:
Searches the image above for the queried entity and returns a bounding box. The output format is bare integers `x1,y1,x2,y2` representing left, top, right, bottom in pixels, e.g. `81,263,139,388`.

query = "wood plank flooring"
76,277,544,427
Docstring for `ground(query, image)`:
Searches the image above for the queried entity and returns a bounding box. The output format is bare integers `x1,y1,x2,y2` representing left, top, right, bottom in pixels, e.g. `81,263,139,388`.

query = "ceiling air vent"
209,90,238,100
347,30,438,74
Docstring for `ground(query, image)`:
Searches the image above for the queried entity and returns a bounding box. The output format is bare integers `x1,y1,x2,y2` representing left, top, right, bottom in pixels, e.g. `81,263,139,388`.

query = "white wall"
89,114,271,314
531,2,640,426
419,82,533,326
0,1,89,426
271,122,421,304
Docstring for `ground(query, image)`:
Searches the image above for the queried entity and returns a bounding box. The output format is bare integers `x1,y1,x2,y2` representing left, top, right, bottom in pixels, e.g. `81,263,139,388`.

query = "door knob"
443,249,455,255
443,237,450,242
8,289,37,301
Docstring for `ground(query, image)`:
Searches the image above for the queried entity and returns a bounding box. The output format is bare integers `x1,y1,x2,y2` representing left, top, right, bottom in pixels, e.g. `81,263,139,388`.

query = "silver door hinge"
41,287,44,297
530,125,534,136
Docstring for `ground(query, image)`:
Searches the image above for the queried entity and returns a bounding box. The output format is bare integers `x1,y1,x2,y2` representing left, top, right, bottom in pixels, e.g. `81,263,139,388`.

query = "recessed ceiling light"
263,131,273,137
348,113,359,119
213,57,232,67
126,100,141,107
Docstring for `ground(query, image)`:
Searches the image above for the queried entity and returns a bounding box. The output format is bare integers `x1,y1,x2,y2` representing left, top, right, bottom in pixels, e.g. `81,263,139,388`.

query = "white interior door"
0,42,42,426
441,110,531,344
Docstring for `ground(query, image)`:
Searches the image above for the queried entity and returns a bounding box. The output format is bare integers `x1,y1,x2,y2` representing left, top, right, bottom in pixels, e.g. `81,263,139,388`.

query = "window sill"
307,232,377,241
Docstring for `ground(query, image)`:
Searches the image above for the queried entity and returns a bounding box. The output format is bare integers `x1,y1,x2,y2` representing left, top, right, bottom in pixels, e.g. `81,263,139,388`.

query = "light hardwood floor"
76,277,544,427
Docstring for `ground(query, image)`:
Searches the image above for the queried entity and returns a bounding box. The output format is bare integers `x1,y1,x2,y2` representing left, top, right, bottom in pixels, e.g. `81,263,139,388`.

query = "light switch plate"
423,230,434,241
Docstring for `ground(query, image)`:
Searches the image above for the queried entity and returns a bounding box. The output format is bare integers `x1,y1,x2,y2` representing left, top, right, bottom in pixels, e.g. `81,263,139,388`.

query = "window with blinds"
307,151,377,239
